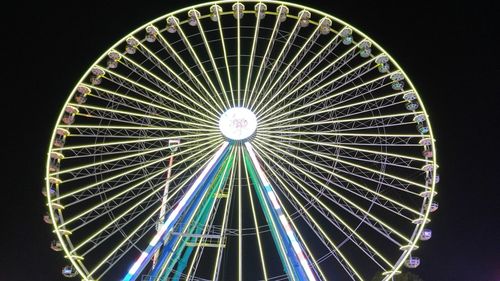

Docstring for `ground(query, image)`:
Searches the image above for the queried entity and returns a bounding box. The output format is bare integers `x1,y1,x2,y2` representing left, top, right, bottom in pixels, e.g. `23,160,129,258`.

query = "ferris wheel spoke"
59,124,207,134
56,133,217,162
79,178,199,273
255,137,424,216
211,5,235,107
110,54,220,122
130,39,224,118
71,175,169,236
55,138,220,203
61,147,162,160
251,23,344,112
259,130,431,152
265,166,363,280
58,152,199,232
258,132,429,165
267,145,420,221
252,141,413,244
259,120,423,136
253,36,365,116
69,103,171,129
241,154,269,280
255,146,394,276
254,140,419,224
261,111,423,131
329,152,425,173
88,211,160,279
257,131,429,141
192,12,232,109
70,102,213,130
173,20,229,111
261,156,393,277
263,59,376,123
52,140,220,201
237,145,243,280
253,144,399,269
269,174,329,280
255,19,342,113
52,149,158,180
266,67,390,125
243,150,299,281
58,166,167,231
150,146,234,280
247,6,285,109
261,159,364,280
241,8,262,108
84,84,215,126
235,3,242,108
258,133,429,148
264,141,425,176
250,11,305,110
53,132,215,152
258,21,323,103
258,60,379,123
153,30,226,115
83,89,179,126
260,72,396,125
58,154,164,186
73,108,169,129
259,131,426,173
101,65,219,121
131,39,201,98
50,145,167,178
211,148,238,280
253,154,412,252
184,147,236,280
123,142,231,281
260,87,404,128
262,96,406,131
255,136,424,196
260,30,344,113
86,191,182,278
68,141,223,259
152,29,210,96
254,10,319,96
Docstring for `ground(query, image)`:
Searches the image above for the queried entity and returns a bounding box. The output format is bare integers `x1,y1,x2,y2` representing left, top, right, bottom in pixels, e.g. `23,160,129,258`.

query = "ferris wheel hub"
219,107,257,141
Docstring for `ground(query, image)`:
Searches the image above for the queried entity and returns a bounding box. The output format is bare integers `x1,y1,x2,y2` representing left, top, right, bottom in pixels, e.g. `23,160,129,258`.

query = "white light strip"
244,142,317,281
128,252,148,275
268,191,281,210
124,141,229,280
244,142,270,186
150,142,228,246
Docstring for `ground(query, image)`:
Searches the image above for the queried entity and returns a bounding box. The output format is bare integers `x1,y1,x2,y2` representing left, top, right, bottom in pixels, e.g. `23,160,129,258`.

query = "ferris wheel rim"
44,1,438,280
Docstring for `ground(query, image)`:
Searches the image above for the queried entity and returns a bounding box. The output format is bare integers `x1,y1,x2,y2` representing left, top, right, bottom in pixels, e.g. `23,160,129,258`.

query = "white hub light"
219,107,257,141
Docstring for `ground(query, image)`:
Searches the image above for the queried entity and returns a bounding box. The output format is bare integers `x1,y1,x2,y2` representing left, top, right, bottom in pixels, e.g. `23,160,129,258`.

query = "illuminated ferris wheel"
43,1,439,280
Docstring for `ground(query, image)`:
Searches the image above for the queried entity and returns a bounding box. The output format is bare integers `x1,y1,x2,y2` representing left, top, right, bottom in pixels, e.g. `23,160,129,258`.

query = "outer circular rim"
44,1,438,280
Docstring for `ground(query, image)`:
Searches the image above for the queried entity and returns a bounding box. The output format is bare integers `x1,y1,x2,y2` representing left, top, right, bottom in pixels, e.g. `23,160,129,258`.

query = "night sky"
4,1,499,280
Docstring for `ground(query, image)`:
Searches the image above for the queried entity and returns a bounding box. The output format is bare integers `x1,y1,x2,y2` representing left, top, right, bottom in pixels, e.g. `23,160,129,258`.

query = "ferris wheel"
43,1,439,280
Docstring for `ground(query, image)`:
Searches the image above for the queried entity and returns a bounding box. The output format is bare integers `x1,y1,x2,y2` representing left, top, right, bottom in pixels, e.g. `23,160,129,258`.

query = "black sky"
3,1,499,280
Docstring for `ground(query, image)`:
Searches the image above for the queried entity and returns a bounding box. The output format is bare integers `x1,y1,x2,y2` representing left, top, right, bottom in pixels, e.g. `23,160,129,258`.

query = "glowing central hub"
219,107,257,141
